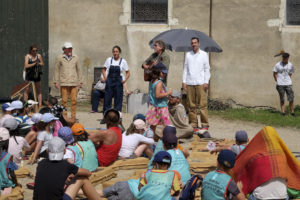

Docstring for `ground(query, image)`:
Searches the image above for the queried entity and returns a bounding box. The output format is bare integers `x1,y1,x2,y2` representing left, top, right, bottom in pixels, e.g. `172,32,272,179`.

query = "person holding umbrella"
182,37,210,130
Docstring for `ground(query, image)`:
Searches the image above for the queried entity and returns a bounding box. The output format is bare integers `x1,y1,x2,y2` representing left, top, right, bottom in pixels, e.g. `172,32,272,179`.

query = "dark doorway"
0,0,49,101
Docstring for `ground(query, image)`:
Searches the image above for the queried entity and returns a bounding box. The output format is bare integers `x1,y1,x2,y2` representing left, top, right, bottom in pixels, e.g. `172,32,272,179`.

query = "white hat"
27,100,38,108
48,137,66,161
6,100,23,111
63,42,73,49
133,119,147,131
26,113,42,125
0,127,10,141
41,113,59,123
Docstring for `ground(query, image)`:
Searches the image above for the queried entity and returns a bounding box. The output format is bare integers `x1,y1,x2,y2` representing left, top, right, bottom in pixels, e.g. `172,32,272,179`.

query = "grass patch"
209,106,300,129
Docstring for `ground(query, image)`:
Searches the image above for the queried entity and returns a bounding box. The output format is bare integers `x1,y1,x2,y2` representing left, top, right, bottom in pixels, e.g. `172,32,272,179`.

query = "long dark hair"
126,123,135,136
38,122,49,131
10,129,19,145
29,44,38,54
150,67,161,82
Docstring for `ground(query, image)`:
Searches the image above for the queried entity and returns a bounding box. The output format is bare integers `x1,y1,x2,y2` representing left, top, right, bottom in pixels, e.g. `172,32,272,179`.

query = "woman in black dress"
24,44,44,108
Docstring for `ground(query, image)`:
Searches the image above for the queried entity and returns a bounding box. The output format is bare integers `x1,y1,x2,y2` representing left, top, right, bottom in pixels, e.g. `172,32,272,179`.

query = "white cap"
48,137,66,161
26,113,42,125
6,100,23,111
0,127,10,141
63,42,73,49
133,119,147,131
27,100,38,108
41,113,59,123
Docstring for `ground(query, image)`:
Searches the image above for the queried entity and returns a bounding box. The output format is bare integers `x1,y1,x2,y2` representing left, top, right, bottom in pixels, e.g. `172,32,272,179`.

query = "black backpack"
179,175,203,200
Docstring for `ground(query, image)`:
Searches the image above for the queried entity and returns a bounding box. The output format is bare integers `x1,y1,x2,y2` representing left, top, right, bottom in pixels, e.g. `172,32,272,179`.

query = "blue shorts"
63,193,72,200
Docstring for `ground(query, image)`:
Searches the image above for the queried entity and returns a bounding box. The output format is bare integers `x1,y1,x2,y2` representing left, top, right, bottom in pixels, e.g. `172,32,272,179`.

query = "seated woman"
118,119,154,159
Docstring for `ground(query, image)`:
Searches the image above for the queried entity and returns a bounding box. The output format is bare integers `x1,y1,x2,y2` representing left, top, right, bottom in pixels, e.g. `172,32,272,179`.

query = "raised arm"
155,81,172,99
38,54,44,67
24,55,36,69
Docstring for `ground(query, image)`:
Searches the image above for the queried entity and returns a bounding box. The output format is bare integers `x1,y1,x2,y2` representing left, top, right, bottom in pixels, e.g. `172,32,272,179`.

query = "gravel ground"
20,111,300,199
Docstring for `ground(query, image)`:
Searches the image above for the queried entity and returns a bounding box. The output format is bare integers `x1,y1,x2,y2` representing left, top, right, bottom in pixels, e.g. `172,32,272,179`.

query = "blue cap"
163,126,176,136
217,150,236,169
153,62,168,74
235,130,248,143
58,127,74,144
2,103,10,112
41,113,59,123
152,151,172,164
162,132,178,148
133,113,146,122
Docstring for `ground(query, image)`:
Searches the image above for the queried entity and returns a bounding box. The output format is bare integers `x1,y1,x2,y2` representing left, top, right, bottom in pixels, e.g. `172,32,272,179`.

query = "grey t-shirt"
37,131,53,154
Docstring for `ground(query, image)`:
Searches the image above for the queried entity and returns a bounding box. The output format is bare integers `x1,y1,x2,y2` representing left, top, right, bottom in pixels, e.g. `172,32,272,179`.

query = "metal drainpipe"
208,0,213,98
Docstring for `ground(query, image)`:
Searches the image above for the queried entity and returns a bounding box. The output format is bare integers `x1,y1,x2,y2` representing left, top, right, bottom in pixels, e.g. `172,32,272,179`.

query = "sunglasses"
32,49,38,52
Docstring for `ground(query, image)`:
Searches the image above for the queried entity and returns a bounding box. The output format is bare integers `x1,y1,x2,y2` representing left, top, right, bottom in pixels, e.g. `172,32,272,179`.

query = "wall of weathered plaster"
49,0,128,97
49,0,299,108
209,0,300,108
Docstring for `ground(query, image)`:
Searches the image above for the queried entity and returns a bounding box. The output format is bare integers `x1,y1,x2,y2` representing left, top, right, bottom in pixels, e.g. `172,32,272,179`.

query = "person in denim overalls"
101,46,130,123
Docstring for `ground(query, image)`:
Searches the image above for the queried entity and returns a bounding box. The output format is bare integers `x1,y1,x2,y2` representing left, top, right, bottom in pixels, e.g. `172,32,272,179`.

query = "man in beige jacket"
54,42,83,119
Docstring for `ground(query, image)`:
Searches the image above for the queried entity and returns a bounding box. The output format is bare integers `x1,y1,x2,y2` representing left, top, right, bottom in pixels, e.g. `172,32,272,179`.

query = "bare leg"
35,81,42,108
25,131,37,152
134,144,149,157
280,102,285,114
150,125,159,142
289,101,294,114
65,177,101,200
24,84,30,102
144,147,154,158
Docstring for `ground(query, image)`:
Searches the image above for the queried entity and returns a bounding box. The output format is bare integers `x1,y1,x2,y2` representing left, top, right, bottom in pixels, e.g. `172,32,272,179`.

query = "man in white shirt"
182,37,210,129
273,53,295,116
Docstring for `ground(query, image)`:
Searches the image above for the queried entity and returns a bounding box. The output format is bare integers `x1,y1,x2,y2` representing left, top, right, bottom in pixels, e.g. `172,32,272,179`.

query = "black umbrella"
149,28,222,52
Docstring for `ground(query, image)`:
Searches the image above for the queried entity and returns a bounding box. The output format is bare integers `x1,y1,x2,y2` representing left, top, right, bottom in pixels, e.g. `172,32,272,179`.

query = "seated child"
201,150,245,200
48,96,75,127
33,137,101,200
25,113,43,151
100,151,180,200
0,127,19,196
0,102,14,127
148,126,189,168
211,130,249,156
58,127,83,167
133,113,154,138
136,151,181,200
160,130,191,185
71,123,98,172
119,119,154,159
29,113,58,164
4,118,30,166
